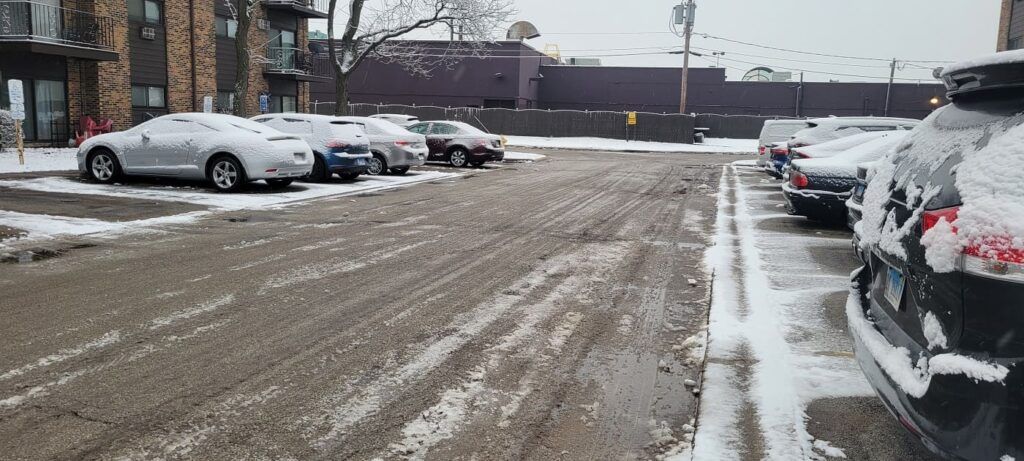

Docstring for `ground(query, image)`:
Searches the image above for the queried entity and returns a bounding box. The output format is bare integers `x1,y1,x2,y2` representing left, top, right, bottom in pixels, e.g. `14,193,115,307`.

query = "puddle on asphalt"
0,244,97,264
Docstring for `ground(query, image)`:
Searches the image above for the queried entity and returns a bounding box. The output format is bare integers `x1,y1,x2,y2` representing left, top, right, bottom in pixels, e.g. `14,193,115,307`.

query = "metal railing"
0,1,114,50
264,46,332,79
263,0,329,15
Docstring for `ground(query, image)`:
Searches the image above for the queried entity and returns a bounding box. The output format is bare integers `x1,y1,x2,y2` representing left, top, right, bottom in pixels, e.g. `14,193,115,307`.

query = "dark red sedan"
407,121,505,167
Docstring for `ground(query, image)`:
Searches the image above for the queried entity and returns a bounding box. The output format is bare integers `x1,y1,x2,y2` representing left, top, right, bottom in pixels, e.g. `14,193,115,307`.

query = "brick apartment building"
0,0,331,144
998,0,1024,51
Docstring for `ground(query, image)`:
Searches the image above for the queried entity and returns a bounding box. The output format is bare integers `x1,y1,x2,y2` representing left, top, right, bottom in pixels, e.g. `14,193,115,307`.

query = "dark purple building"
310,40,947,120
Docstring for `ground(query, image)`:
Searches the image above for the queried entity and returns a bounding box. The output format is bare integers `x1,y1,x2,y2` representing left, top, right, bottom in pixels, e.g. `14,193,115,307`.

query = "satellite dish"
507,21,541,40
742,66,774,82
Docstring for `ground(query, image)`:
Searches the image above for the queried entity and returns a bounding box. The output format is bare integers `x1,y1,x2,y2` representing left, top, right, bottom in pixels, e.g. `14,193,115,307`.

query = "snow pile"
921,312,948,351
0,148,78,173
502,152,546,162
920,217,959,273
811,439,847,459
505,136,757,154
846,283,1009,398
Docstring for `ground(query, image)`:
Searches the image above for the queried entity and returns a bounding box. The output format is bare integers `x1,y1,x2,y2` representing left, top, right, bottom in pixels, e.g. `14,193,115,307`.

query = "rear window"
330,122,365,137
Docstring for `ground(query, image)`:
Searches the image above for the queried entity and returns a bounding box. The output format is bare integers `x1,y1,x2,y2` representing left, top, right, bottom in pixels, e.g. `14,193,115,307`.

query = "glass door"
270,28,297,71
33,80,66,142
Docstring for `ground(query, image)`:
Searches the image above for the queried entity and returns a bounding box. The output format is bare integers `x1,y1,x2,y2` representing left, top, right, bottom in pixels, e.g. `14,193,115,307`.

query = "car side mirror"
141,129,151,141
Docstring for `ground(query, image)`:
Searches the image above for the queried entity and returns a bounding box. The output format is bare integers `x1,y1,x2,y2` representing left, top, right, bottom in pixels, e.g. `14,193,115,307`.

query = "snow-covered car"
251,113,371,181
335,116,428,175
78,113,313,192
369,113,421,128
767,117,919,176
782,131,908,223
850,51,1024,461
757,119,806,167
407,121,504,167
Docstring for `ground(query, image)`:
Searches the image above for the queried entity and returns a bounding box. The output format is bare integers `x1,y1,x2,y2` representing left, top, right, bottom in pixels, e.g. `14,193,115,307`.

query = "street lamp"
712,51,725,67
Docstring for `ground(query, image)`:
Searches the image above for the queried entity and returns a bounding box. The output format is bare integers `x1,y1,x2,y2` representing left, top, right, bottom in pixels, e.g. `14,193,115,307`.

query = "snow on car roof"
336,116,411,135
797,130,893,157
175,113,280,134
794,131,909,177
804,116,919,126
942,49,1024,75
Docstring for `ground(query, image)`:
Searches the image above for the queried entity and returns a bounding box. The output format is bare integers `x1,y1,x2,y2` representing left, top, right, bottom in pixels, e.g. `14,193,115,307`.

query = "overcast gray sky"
314,0,1001,82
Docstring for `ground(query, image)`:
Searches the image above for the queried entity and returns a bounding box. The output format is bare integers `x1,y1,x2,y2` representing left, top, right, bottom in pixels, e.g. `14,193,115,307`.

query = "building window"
128,0,162,24
131,85,166,108
271,95,298,113
0,77,68,142
217,91,236,113
1010,37,1023,51
216,16,238,38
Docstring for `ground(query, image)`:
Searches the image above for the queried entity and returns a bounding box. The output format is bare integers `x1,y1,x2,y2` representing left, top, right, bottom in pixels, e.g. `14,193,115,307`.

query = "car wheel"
339,172,360,181
449,148,469,168
266,178,294,189
367,154,387,175
87,149,122,183
209,156,246,193
306,153,329,182
390,166,410,175
469,160,486,168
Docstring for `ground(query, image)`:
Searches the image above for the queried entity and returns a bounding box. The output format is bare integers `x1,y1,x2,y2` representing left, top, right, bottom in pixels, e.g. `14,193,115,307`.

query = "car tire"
390,166,410,175
266,178,294,189
208,155,246,193
86,149,122,184
449,148,469,168
367,154,387,175
338,172,360,181
306,153,330,183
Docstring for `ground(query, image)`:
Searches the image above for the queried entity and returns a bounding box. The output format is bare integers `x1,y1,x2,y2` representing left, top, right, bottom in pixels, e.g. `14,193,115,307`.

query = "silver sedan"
77,113,313,192
336,116,428,175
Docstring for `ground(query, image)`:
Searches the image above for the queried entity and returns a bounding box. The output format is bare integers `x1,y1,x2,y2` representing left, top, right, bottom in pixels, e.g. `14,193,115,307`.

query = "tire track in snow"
309,243,626,453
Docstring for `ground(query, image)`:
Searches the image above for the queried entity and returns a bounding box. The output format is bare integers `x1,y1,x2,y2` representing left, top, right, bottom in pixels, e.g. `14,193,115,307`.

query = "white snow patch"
0,331,121,381
0,148,77,173
147,294,235,330
812,439,847,458
505,136,756,154
502,151,546,162
920,217,960,273
0,209,207,242
921,312,948,351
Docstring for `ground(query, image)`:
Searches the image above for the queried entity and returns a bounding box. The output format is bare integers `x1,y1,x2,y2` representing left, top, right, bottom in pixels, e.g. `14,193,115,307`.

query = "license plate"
883,266,905,308
854,184,866,196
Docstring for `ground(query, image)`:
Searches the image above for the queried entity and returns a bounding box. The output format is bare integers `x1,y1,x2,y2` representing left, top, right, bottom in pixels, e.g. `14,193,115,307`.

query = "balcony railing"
264,46,332,81
0,1,114,52
263,0,329,18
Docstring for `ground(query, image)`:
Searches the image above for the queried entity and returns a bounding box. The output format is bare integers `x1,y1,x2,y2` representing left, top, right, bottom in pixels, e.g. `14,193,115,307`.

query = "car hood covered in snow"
793,131,909,179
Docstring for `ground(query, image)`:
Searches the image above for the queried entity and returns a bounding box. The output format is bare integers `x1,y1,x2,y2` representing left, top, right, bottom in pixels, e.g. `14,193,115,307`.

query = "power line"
688,45,901,69
695,32,954,65
711,54,934,82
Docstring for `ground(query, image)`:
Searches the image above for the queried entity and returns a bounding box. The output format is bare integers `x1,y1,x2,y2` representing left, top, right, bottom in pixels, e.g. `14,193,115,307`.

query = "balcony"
263,47,332,82
0,1,117,60
263,0,329,19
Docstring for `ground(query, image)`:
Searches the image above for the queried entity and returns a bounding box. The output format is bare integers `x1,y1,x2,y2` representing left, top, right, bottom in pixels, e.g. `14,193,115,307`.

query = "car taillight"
923,206,1024,282
789,171,809,188
759,146,766,155
326,139,350,149
394,140,411,147
771,147,788,156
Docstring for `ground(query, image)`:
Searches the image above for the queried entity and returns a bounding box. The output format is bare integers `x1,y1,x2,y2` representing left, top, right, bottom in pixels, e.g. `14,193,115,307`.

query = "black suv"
850,53,1024,460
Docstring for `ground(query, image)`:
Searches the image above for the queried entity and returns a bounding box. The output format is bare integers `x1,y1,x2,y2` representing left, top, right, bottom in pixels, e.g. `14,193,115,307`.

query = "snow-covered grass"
0,148,77,173
505,136,756,155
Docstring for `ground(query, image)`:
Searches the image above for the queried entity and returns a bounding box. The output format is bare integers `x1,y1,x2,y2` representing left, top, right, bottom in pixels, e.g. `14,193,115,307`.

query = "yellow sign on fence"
626,112,637,125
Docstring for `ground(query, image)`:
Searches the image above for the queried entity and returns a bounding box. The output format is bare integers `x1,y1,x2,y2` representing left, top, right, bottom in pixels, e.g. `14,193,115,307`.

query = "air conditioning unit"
257,19,271,30
140,27,156,40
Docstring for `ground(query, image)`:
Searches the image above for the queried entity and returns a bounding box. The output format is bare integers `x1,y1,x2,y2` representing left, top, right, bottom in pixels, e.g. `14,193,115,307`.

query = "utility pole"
675,0,696,114
884,58,896,117
795,72,804,117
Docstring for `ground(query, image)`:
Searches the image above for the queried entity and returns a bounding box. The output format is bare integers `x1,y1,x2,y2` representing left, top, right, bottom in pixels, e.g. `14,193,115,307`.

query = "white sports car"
77,113,314,192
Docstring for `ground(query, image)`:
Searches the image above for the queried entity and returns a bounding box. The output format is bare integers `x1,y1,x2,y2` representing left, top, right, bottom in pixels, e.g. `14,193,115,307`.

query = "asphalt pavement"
0,151,724,460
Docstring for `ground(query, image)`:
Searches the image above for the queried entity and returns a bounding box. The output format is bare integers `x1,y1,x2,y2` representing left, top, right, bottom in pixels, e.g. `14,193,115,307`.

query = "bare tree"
326,0,515,116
